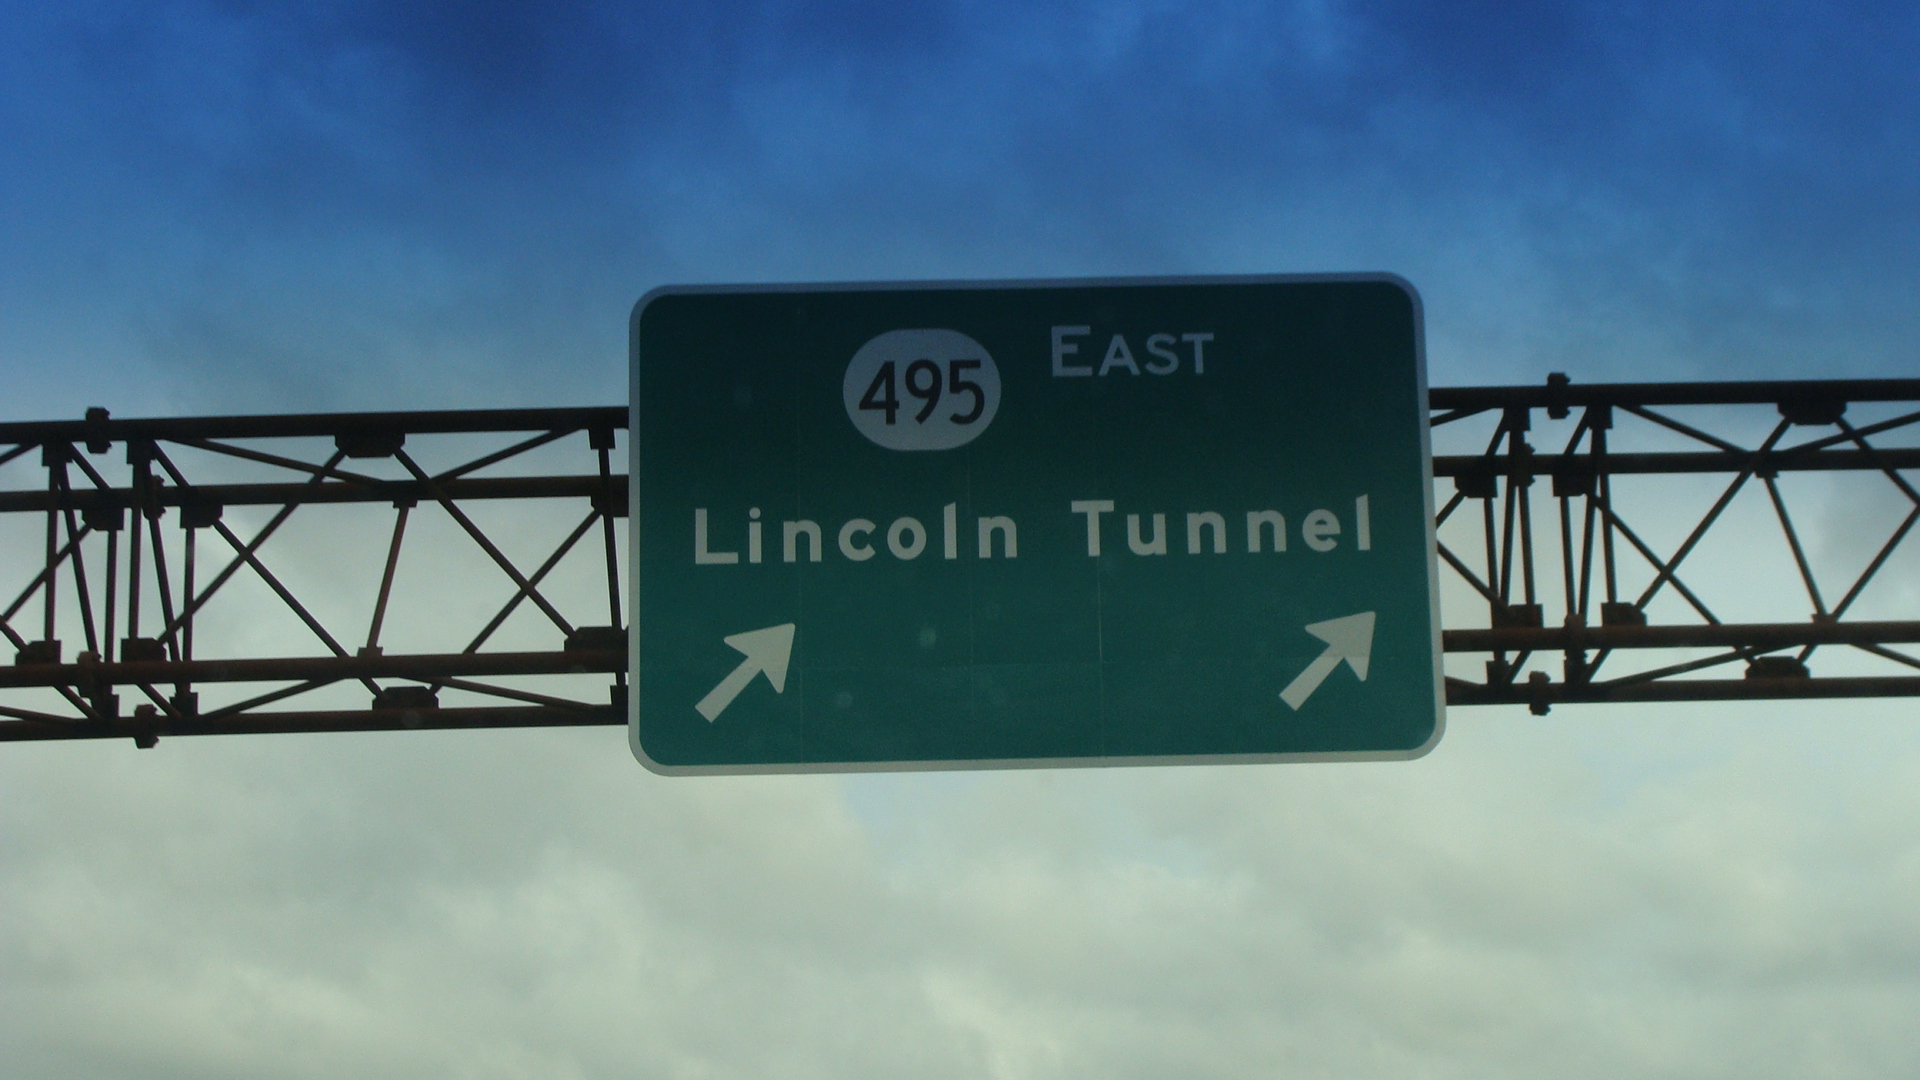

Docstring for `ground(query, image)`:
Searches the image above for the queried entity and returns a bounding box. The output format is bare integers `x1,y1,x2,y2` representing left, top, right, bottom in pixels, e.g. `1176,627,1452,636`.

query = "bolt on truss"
0,407,627,743
1435,376,1920,712
4,376,1920,745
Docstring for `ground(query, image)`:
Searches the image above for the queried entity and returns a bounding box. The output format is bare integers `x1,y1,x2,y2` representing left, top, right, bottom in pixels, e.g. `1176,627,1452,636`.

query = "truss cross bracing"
0,408,627,743
2,378,1918,744
1433,377,1920,712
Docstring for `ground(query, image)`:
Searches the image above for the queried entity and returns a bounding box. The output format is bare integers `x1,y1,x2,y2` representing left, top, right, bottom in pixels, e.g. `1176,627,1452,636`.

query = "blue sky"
7,0,1919,421
6,4,1920,1078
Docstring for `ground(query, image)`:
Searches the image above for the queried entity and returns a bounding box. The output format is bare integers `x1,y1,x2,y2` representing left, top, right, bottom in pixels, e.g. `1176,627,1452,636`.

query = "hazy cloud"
4,2,1920,1076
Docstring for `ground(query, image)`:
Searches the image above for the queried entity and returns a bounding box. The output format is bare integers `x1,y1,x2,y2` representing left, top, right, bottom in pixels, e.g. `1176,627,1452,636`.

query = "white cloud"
6,2,1920,1076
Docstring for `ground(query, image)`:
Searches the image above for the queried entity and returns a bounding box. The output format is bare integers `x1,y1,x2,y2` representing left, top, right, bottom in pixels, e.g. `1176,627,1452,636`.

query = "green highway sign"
628,275,1442,774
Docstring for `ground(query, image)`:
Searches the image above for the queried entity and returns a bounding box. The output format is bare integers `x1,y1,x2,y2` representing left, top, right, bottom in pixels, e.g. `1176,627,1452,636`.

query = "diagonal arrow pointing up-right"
694,623,796,722
1280,611,1375,710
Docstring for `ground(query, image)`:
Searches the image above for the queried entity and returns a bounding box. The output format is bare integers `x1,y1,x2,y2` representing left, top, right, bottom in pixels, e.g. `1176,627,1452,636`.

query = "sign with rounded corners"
629,274,1442,774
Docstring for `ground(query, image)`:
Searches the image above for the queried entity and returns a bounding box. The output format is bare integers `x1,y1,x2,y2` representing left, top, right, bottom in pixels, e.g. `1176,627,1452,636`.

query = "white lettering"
1070,499,1115,556
1186,511,1226,554
695,508,738,565
1051,325,1092,377
783,520,822,563
978,516,1018,558
1145,333,1179,374
839,518,876,561
1303,509,1339,552
1127,513,1167,556
1247,510,1286,553
1098,334,1140,376
887,517,927,560
703,497,1355,566
1182,332,1213,374
1356,495,1371,551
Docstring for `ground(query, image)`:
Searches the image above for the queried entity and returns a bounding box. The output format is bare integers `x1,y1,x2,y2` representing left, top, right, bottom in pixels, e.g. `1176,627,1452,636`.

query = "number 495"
858,359,986,426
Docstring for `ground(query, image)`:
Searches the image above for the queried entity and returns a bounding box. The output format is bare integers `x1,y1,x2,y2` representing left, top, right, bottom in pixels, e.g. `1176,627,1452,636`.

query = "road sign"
629,274,1442,773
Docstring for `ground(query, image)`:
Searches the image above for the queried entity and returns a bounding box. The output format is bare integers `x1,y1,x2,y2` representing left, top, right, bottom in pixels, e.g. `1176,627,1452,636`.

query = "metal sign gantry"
1435,376,1920,712
0,407,627,743
1,376,1918,745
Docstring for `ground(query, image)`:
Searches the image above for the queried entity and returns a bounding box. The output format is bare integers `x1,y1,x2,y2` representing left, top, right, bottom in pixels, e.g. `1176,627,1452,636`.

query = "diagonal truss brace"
5,379,1920,743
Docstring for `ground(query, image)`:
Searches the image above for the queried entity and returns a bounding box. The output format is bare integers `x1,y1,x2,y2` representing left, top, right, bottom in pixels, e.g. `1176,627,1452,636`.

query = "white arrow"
694,623,796,722
1279,612,1375,710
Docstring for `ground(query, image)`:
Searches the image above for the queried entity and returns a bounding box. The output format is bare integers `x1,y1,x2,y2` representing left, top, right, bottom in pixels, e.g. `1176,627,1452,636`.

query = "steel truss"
3,376,1919,744
0,408,627,743
1434,376,1920,712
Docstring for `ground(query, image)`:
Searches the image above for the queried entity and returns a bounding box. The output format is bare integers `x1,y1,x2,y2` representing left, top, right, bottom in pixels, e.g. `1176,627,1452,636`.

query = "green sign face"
629,275,1442,774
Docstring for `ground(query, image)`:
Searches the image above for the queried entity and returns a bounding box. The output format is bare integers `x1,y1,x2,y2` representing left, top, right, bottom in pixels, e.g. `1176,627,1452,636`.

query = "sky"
4,1,1920,1077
